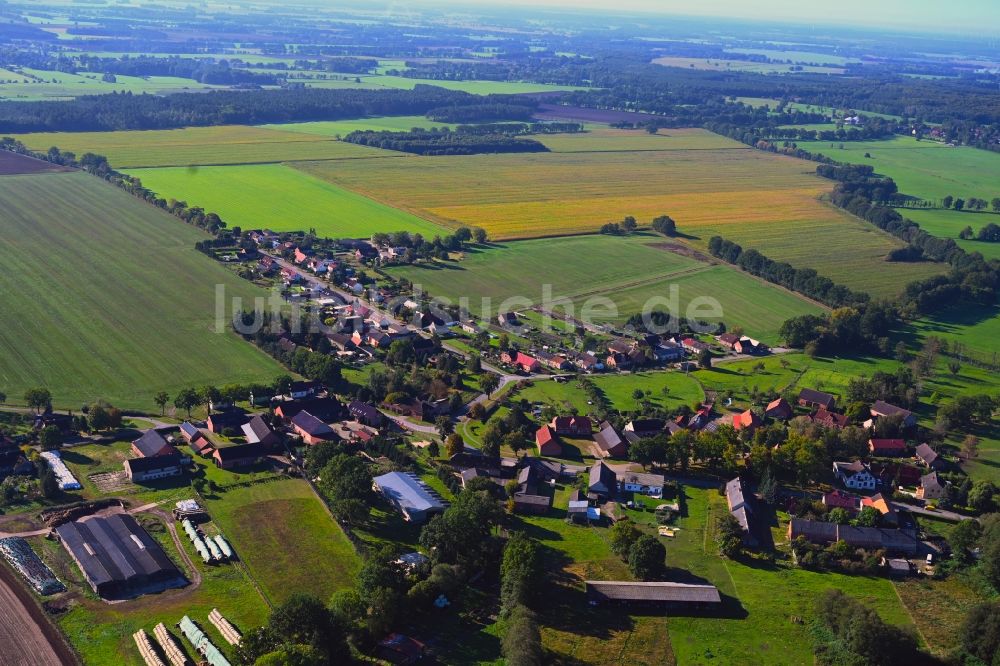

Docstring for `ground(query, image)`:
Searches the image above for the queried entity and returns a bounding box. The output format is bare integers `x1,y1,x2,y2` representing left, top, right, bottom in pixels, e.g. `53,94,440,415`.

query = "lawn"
8,124,395,168
518,372,704,416
794,136,1000,202
385,234,823,344
0,171,285,411
296,135,943,296
205,478,361,605
125,163,449,238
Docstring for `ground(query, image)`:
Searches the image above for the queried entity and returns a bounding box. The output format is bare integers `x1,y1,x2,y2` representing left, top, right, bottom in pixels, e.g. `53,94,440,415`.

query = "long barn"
56,514,186,599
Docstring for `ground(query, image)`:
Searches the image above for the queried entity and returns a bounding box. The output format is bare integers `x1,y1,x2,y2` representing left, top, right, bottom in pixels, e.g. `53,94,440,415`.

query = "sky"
438,0,1000,35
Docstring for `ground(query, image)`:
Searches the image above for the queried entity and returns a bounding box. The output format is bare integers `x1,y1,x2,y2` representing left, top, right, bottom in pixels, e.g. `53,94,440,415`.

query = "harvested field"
536,127,745,152
0,565,72,666
9,125,395,168
296,136,944,296
127,163,448,237
532,103,660,124
259,115,455,136
0,150,73,175
652,56,844,74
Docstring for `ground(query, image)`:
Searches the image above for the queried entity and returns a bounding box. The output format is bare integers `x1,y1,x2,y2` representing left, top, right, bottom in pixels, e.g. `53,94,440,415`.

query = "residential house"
213,443,265,470
124,454,183,483
810,408,850,429
653,341,686,363
592,422,627,458
461,320,483,335
535,425,562,457
536,350,571,371
501,351,540,373
206,410,249,434
869,438,907,457
33,410,74,433
275,397,343,422
293,247,311,264
725,477,758,546
869,400,917,428
513,466,551,515
241,415,279,449
822,489,861,513
915,443,942,469
680,337,709,353
832,461,878,490
861,493,898,525
732,409,763,433
870,462,923,488
386,397,449,422
588,461,617,499
797,388,836,411
573,352,602,373
326,332,356,352
288,380,321,399
291,411,338,446
734,337,766,355
280,267,301,284
917,471,947,501
688,404,716,431
764,398,793,420
551,415,592,437
718,333,740,349
624,419,665,443
131,430,175,459
349,401,385,428
257,255,277,275
617,470,665,497
178,422,204,445
497,312,518,327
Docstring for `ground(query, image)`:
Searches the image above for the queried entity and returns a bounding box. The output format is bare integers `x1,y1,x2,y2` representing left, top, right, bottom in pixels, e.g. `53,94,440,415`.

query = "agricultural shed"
373,472,446,524
124,453,183,483
131,430,174,458
56,514,185,598
585,581,722,606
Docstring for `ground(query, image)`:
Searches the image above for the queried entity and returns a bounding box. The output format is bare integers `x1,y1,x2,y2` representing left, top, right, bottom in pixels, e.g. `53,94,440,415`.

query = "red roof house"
732,409,763,432
869,438,907,457
550,415,592,437
535,425,562,457
764,398,793,420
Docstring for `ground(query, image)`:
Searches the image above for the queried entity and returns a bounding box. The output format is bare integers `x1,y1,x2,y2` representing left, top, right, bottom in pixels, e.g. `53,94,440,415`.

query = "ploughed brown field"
0,151,73,175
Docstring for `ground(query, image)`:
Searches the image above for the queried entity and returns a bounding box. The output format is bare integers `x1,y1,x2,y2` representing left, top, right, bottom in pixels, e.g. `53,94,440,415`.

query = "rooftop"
586,581,721,604
374,472,446,515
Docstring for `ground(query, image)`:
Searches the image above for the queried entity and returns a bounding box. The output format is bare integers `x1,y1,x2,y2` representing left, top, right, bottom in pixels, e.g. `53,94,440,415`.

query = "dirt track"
0,563,78,665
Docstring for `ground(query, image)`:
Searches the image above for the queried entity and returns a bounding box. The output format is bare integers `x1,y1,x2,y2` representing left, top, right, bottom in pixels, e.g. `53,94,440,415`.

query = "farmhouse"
349,401,385,428
131,430,174,459
870,401,917,428
869,438,907,457
810,408,850,429
241,415,279,449
124,453,183,483
914,443,941,469
592,421,627,458
588,461,617,499
680,337,709,353
503,351,540,373
917,471,947,501
788,518,918,555
823,489,861,513
585,581,721,607
734,337,766,355
870,461,923,487
623,419,665,442
551,415,592,437
718,333,740,349
861,493,898,525
206,410,249,434
653,342,686,363
213,443,265,470
536,350,571,370
291,411,338,446
617,470,664,497
512,467,551,515
535,425,562,457
287,380,322,399
56,514,185,599
832,461,877,490
373,472,447,524
276,397,343,422
179,422,204,445
797,388,835,411
725,477,758,546
732,409,762,433
764,398,793,420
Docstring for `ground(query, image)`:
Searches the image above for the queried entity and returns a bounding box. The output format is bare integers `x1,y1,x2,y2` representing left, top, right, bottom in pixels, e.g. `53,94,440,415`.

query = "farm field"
354,74,589,94
535,127,745,152
724,48,859,65
125,163,449,237
385,234,823,343
0,68,219,100
651,56,843,74
795,136,1000,201
0,171,286,410
900,208,1000,260
299,135,944,296
8,124,395,168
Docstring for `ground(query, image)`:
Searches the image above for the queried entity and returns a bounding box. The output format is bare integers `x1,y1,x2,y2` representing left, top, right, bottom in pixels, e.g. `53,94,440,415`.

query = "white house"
616,471,665,497
833,461,877,490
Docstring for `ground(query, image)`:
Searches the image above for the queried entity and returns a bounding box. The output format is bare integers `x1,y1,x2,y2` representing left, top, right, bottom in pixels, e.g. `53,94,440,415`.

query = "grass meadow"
259,115,456,136
0,171,285,410
8,124,395,168
795,136,1000,202
297,133,943,296
126,163,449,237
385,234,823,343
896,208,1000,260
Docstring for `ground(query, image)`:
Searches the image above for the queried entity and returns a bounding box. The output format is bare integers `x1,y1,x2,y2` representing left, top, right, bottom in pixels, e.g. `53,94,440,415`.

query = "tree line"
342,127,548,155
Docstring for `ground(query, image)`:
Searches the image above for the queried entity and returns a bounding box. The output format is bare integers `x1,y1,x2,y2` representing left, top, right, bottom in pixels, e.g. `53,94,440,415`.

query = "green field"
259,115,456,136
8,125,396,168
385,234,823,343
125,163,449,237
354,75,589,94
796,136,1000,201
0,171,285,410
296,133,944,296
895,208,1000,260
518,372,705,415
205,479,361,605
0,68,219,101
